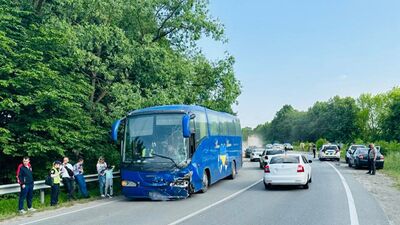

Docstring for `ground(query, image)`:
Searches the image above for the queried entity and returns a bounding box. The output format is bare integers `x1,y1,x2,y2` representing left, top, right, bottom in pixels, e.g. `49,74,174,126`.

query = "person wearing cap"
50,161,62,206
73,158,89,198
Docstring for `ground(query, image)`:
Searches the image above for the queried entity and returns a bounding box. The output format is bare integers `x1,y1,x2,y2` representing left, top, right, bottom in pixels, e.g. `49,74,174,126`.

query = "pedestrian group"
16,156,114,214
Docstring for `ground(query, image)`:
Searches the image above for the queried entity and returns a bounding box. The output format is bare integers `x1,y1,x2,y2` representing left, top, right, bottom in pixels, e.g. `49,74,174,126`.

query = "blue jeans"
75,174,88,198
98,175,106,195
19,183,33,210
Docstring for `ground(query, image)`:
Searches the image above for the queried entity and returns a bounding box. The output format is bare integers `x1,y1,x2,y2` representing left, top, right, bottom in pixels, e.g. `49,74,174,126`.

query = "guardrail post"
40,189,45,204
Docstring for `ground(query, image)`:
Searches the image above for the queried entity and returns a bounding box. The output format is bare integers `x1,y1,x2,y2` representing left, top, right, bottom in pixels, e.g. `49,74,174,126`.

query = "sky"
199,0,400,128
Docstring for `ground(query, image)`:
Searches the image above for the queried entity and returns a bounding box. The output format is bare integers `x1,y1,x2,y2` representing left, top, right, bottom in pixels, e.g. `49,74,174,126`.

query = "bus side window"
194,111,208,146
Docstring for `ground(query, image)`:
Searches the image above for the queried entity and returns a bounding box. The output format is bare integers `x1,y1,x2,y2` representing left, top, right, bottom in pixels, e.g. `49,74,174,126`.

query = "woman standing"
96,157,107,197
50,161,62,206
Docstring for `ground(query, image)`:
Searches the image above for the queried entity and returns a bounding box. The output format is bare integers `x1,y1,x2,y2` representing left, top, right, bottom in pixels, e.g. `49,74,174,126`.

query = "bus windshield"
123,113,190,171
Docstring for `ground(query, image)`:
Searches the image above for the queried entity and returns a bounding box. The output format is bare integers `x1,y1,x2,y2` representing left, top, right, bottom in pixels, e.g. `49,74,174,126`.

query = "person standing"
50,161,62,206
61,157,75,200
96,157,107,197
312,143,317,159
17,157,36,214
368,144,378,175
73,158,89,198
105,165,115,198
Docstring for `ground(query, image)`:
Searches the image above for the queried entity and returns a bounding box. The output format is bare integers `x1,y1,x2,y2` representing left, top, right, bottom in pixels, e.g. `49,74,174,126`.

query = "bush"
316,138,328,150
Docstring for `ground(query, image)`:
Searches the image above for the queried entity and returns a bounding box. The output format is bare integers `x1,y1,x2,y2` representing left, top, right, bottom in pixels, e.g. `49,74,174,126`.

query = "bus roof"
128,104,237,119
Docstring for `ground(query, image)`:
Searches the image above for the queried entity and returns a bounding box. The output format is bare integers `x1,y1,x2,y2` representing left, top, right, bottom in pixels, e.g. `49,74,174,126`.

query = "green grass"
0,179,121,221
382,152,400,189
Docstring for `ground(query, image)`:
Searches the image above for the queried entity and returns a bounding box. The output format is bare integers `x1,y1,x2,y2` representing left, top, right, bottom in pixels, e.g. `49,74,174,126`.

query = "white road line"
19,199,119,225
327,162,360,225
168,179,263,225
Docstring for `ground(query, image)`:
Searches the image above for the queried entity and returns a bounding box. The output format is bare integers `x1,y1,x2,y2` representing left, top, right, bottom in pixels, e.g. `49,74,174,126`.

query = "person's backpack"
45,171,53,186
65,165,74,177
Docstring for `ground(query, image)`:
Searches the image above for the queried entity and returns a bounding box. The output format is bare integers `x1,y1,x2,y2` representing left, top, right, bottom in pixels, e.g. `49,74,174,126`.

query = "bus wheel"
229,161,237,179
200,171,209,193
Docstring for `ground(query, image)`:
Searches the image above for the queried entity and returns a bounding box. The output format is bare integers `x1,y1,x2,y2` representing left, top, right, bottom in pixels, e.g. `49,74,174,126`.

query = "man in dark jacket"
17,157,36,214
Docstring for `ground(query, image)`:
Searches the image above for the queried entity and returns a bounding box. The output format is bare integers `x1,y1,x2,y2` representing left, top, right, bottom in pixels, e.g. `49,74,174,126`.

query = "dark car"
245,146,256,158
345,144,366,163
348,148,384,169
259,149,285,168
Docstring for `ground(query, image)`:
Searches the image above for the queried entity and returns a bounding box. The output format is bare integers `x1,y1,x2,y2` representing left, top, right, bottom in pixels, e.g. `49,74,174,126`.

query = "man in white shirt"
61,157,75,200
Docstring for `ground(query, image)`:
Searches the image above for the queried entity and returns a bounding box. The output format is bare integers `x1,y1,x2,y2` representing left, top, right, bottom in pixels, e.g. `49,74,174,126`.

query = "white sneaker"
19,210,27,214
108,195,113,199
101,195,105,198
28,208,37,212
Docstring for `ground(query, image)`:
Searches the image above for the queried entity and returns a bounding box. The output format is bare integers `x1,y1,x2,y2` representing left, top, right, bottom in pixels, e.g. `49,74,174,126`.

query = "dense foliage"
253,87,400,145
0,0,241,184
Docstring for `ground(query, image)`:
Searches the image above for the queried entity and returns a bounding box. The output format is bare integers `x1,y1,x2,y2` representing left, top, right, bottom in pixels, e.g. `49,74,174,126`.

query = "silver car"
250,148,265,162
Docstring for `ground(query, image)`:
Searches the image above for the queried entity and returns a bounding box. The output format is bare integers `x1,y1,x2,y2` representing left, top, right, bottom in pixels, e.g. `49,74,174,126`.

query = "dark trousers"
75,174,88,198
313,150,316,158
371,160,376,175
62,177,75,200
18,183,34,210
51,184,60,206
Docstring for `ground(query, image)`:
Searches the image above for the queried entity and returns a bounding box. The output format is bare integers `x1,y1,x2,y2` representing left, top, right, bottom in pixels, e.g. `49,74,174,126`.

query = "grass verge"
0,179,121,221
382,152,400,189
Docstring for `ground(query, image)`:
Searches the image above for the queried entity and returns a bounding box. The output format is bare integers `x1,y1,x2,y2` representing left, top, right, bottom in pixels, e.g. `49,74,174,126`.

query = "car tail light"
335,150,339,154
359,155,364,159
297,165,305,173
264,165,270,173
381,155,384,160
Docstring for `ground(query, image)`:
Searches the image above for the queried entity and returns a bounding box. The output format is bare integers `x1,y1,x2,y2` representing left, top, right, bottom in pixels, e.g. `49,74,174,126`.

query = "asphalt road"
3,155,390,225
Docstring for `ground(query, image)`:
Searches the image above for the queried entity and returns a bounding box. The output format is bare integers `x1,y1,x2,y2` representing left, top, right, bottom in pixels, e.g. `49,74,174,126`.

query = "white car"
250,148,265,162
263,154,312,189
319,144,340,161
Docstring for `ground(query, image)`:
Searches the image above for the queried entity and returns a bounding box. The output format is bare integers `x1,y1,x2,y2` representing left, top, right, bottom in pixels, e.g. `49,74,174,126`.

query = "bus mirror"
182,114,191,138
111,119,122,143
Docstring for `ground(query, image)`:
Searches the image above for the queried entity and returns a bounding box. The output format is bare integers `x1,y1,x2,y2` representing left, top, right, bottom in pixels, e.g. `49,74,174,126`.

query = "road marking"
19,199,119,225
168,179,263,225
327,162,360,225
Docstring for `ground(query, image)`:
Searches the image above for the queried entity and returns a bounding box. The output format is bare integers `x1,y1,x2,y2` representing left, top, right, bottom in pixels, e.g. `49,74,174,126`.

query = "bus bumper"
122,185,189,200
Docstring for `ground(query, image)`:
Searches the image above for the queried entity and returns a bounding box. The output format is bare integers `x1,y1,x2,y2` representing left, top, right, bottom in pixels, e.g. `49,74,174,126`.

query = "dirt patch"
341,162,400,225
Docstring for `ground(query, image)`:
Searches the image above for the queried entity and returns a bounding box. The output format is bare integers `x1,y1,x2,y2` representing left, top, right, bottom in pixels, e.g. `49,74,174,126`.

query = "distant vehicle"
265,144,273,149
250,148,265,162
111,105,242,199
346,145,367,163
259,149,285,168
245,146,257,158
283,143,294,150
348,148,384,169
319,144,340,161
263,154,312,189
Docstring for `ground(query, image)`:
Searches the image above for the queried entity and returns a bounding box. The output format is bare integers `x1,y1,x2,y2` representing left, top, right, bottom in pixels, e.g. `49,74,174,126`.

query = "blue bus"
111,105,242,200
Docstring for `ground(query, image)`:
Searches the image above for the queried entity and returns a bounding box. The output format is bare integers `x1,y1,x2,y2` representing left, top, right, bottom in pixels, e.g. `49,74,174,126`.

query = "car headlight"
122,180,137,187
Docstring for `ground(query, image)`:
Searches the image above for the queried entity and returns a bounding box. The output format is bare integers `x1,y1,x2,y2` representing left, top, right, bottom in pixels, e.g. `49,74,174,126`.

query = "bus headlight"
122,180,137,187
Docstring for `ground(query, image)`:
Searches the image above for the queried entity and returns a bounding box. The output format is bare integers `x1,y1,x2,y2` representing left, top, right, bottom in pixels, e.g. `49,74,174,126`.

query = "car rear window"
270,156,300,164
324,146,338,150
357,148,368,154
267,150,285,155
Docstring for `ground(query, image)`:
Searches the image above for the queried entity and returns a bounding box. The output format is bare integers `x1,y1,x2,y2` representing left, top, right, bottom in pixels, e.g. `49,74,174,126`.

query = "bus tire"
229,161,237,180
200,170,209,193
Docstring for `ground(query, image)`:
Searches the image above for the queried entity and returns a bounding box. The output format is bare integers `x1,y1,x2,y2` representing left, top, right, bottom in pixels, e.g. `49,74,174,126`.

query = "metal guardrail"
0,172,120,204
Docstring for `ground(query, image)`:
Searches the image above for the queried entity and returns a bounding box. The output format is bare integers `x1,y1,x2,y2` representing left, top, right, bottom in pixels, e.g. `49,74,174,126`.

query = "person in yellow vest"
50,161,62,206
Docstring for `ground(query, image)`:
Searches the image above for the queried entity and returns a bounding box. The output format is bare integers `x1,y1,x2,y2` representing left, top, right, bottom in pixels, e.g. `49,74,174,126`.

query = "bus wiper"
151,153,181,169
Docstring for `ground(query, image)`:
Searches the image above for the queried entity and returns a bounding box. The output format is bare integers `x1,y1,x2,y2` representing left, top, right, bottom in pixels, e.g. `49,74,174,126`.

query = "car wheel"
259,162,263,169
345,157,348,163
229,162,237,179
303,181,309,189
309,176,312,183
200,171,209,193
348,161,352,168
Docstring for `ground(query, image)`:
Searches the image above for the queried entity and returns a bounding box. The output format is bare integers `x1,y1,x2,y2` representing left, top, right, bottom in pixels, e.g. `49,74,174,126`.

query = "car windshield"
351,145,366,150
254,149,264,153
123,113,189,171
267,150,285,155
270,156,300,164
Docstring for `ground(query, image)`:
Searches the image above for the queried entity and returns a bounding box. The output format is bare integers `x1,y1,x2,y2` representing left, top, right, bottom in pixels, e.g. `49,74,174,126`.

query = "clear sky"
199,0,400,128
